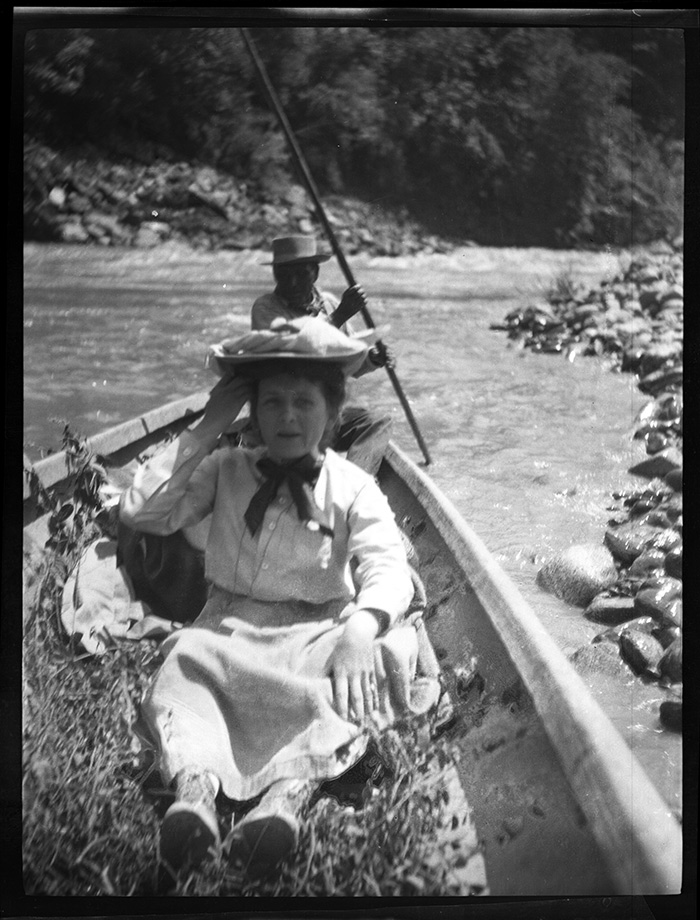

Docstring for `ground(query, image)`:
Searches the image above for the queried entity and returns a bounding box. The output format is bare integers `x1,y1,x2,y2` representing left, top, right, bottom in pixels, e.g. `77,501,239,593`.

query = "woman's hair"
241,359,346,442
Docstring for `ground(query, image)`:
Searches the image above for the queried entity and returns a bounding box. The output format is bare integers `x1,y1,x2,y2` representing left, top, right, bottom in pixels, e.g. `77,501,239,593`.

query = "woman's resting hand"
326,609,381,722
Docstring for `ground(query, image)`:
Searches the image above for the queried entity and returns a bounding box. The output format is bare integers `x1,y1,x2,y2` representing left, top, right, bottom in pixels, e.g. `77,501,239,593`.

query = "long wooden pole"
240,27,432,466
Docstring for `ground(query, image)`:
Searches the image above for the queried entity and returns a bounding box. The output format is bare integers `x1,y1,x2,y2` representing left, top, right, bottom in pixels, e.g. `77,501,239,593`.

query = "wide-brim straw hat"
261,235,332,266
207,317,384,378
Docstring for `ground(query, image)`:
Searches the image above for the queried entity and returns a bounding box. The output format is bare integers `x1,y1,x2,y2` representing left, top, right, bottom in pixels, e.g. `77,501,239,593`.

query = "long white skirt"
139,585,439,801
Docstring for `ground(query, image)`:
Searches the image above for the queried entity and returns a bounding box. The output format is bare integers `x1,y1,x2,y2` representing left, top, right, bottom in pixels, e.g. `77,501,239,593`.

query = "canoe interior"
378,457,615,895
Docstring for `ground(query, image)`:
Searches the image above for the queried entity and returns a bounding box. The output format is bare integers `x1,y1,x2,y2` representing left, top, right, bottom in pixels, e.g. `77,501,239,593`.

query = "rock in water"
665,468,682,493
658,638,682,683
665,544,683,579
536,543,618,607
629,447,683,480
652,624,681,650
619,628,665,676
659,699,682,732
604,522,661,565
634,581,683,629
584,594,637,626
569,642,628,679
628,549,667,577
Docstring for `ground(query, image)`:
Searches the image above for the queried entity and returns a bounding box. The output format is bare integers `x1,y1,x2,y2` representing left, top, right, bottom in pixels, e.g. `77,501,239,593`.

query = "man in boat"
250,235,394,478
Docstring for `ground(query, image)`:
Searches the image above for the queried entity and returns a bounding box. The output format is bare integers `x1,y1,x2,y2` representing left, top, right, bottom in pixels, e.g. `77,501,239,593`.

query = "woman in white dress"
120,317,437,878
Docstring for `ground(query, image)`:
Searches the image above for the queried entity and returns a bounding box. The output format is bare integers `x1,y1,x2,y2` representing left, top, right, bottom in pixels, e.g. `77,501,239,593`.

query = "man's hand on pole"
330,284,368,328
368,341,395,370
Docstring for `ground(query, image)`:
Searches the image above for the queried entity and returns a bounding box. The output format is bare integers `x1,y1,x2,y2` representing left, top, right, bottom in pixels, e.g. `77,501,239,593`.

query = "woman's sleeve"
119,430,221,535
336,311,378,379
346,480,414,630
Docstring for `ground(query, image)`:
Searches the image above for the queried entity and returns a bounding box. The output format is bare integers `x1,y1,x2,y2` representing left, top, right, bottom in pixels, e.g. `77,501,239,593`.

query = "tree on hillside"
244,27,389,195
22,24,685,247
501,30,637,246
572,27,685,139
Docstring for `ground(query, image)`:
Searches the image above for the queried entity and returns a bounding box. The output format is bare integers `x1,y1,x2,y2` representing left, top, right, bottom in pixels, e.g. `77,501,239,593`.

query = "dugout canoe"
22,392,683,896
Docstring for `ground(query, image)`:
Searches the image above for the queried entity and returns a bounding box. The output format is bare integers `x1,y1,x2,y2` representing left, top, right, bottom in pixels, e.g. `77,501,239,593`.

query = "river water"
22,242,681,817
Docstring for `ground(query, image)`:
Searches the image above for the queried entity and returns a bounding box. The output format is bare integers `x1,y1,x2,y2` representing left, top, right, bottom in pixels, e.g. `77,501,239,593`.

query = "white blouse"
119,432,413,626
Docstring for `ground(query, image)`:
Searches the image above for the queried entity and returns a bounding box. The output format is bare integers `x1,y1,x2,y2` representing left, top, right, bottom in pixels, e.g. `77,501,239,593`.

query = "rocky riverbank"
492,249,683,734
24,140,460,257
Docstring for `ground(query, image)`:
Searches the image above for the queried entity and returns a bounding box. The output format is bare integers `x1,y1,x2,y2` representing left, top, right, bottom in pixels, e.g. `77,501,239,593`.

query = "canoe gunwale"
385,441,682,895
23,391,210,503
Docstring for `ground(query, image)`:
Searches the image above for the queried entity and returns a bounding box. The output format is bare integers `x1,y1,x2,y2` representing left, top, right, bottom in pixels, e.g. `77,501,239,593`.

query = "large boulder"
536,543,618,607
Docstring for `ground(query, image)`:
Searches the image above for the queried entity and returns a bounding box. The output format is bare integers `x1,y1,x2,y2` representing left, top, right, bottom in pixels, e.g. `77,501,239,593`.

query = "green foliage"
22,25,684,247
23,428,162,894
24,425,108,565
23,610,163,895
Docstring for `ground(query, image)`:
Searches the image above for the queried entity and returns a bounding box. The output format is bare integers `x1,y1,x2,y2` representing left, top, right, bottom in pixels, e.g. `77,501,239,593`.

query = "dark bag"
116,522,208,624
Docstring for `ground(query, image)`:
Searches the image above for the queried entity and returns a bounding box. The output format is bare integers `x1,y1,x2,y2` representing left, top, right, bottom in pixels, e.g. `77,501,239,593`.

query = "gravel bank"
492,247,683,735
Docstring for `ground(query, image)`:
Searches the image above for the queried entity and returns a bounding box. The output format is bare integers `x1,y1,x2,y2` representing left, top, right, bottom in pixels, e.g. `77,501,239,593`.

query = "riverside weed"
23,428,162,894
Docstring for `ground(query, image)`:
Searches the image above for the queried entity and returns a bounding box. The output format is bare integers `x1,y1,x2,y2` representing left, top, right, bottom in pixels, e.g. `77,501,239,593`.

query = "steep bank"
24,140,461,257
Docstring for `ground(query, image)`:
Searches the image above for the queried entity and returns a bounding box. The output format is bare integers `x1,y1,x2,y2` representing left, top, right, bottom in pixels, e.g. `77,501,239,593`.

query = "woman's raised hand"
325,609,381,723
199,375,253,436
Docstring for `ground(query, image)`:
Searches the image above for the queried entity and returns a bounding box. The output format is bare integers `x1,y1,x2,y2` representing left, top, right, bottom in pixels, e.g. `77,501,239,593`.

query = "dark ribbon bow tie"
244,454,334,538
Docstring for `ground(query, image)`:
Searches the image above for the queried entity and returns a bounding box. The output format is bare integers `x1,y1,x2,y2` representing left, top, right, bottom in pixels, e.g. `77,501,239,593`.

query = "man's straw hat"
261,236,332,266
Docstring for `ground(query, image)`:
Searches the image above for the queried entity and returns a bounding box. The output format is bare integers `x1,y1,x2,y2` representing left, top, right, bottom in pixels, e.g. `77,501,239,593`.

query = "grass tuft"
541,265,588,304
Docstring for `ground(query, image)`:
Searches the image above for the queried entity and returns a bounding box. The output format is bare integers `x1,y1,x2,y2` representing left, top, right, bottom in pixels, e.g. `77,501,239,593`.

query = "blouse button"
182,446,193,458
268,522,276,531
262,563,269,570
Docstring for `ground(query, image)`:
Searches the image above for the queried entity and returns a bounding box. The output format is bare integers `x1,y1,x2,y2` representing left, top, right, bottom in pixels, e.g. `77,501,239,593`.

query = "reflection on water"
23,243,679,813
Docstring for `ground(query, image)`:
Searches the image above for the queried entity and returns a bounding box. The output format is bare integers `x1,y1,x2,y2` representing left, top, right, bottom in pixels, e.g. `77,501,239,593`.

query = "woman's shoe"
160,768,220,874
229,779,309,876
230,808,300,876
160,801,221,874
